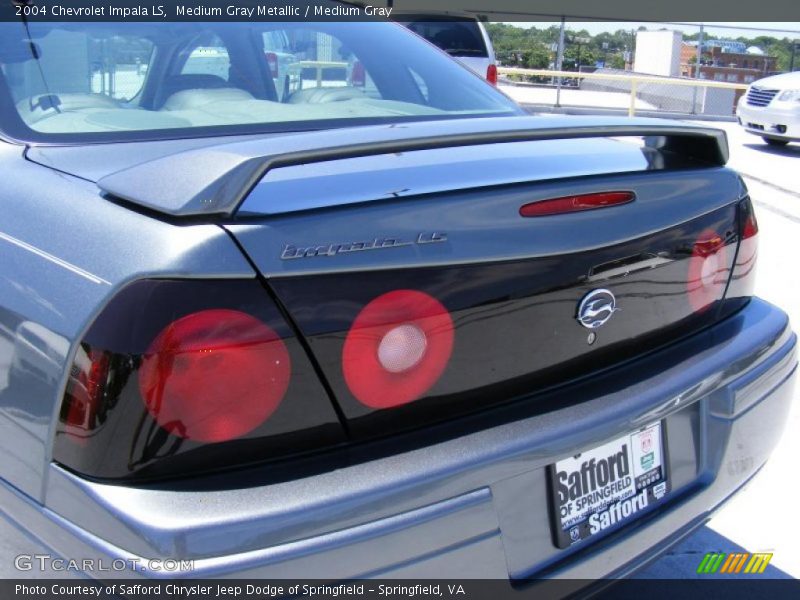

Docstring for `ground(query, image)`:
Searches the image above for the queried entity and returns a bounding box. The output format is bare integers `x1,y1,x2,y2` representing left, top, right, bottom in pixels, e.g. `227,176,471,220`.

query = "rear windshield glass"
0,19,517,142
403,19,488,57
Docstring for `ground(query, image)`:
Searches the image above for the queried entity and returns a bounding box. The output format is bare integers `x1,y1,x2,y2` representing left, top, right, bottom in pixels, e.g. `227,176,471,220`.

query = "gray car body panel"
0,143,253,501
67,116,729,218
0,110,793,582
26,134,267,183
227,167,742,277
1,298,792,580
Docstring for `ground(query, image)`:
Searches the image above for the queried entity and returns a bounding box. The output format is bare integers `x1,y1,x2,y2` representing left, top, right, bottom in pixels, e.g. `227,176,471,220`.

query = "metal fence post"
692,25,704,114
629,79,637,117
555,17,565,107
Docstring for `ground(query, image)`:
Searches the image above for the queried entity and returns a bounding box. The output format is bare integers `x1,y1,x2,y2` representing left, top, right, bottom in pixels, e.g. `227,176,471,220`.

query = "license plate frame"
548,422,671,549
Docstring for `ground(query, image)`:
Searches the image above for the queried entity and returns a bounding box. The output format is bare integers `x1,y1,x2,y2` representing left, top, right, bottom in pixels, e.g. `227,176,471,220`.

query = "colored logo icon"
696,552,773,574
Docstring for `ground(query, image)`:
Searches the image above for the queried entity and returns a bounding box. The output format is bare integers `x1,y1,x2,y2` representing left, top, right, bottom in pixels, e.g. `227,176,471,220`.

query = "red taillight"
520,191,635,217
342,290,454,409
265,52,279,78
486,63,498,85
739,210,759,264
687,229,729,313
54,280,346,481
743,211,759,239
63,347,110,440
138,309,290,443
351,60,366,87
734,205,759,293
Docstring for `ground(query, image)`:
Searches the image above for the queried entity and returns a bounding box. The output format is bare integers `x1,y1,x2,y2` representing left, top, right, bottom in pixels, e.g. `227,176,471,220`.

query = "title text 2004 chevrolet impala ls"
0,15,796,581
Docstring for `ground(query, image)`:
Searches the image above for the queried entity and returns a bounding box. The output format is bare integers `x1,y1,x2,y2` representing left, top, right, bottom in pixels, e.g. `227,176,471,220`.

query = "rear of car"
737,71,800,146
0,14,796,584
401,15,498,85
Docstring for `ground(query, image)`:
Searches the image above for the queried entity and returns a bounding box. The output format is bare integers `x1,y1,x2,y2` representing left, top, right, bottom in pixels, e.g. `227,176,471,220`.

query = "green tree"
485,23,795,74
521,46,550,69
609,54,626,69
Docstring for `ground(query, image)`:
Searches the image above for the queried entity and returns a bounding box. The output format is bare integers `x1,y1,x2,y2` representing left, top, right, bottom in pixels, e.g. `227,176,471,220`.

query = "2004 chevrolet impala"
0,12,796,582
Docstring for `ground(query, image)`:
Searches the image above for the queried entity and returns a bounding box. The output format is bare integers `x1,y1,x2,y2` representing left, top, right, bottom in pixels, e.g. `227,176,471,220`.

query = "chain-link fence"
491,20,800,118
91,64,148,101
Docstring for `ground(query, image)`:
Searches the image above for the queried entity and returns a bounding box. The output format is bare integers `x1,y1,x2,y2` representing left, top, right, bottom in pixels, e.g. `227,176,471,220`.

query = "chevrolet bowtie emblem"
577,289,619,329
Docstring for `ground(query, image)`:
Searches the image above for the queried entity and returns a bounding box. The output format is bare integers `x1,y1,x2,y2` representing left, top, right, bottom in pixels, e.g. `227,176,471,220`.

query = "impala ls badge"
577,289,619,330
281,232,447,260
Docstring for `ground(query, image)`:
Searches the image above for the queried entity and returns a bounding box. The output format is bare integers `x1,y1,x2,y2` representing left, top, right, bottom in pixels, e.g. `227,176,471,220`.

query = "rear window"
0,18,517,143
403,19,488,57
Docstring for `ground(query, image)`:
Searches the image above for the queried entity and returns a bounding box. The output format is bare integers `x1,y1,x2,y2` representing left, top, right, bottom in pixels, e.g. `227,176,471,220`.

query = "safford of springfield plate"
549,422,670,548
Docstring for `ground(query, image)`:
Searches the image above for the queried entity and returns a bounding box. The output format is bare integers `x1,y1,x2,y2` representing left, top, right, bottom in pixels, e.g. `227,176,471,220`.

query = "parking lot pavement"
632,526,793,579
498,84,658,110
715,121,800,197
637,125,800,579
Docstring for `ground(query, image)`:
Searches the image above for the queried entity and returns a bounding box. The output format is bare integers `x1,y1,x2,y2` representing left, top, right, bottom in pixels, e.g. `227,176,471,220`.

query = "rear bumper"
1,298,796,580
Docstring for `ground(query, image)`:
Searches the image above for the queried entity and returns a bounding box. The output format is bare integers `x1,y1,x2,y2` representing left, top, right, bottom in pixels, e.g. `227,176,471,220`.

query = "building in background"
680,42,779,84
686,39,747,54
630,30,780,112
633,30,683,77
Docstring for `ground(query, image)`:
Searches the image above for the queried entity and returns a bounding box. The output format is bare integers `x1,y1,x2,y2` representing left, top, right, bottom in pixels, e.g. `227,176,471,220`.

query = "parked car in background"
400,13,498,84
0,8,796,584
262,29,302,102
737,70,800,146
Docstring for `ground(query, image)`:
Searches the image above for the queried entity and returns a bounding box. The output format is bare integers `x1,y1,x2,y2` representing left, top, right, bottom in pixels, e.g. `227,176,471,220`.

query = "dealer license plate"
548,422,670,548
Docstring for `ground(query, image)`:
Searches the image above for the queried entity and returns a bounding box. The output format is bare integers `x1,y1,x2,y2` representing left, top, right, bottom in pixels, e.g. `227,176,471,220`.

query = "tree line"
486,23,798,73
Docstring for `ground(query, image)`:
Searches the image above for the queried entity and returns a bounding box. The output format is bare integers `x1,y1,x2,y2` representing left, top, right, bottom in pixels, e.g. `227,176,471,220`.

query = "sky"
509,22,800,39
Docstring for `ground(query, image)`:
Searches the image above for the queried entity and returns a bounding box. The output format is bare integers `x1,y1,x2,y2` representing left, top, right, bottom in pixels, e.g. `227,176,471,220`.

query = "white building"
634,30,683,77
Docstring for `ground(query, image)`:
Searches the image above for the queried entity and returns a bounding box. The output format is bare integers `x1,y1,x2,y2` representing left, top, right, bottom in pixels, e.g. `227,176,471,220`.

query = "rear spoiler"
97,116,728,219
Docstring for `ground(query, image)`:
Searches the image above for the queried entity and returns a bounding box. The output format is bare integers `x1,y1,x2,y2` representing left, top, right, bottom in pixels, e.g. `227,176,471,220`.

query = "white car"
737,71,800,146
400,15,498,85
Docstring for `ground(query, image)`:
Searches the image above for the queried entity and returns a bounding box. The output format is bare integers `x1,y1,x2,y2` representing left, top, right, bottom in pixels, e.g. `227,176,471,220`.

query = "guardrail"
498,67,749,117
297,60,349,87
